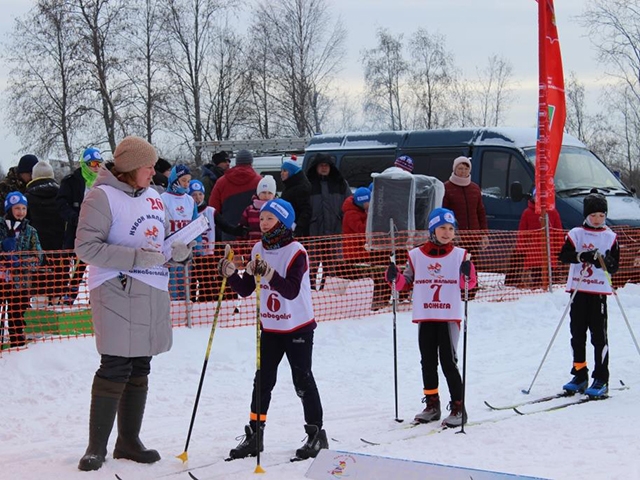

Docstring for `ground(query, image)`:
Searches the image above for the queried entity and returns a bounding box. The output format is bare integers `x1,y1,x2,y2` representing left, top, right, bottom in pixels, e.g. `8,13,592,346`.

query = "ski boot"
294,424,328,460
227,424,263,460
584,380,608,398
442,400,466,428
414,394,441,423
563,375,588,394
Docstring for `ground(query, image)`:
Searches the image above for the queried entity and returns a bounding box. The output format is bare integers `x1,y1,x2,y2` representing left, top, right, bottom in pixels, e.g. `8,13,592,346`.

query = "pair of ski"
224,453,308,463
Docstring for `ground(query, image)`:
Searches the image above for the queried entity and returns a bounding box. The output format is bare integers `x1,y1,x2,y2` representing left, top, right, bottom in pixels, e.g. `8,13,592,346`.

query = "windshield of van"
523,146,629,196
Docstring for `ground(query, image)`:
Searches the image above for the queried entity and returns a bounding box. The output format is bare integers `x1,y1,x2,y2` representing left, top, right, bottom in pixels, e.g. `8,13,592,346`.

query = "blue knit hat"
168,164,191,193
4,191,28,213
428,207,457,234
353,187,371,207
394,155,414,172
261,198,296,230
281,156,301,176
188,179,205,195
82,147,103,163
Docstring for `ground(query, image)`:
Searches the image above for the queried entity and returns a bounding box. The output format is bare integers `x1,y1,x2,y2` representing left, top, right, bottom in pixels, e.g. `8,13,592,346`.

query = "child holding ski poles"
218,198,328,461
559,192,619,398
386,207,475,427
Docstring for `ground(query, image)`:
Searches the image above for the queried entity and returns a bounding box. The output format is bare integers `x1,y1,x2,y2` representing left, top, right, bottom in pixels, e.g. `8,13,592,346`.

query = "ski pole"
522,266,588,395
390,218,403,423
254,254,265,474
597,253,640,357
458,254,471,434
177,247,234,463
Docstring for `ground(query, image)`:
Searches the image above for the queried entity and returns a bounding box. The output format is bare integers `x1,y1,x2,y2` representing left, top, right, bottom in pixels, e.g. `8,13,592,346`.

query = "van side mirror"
510,181,524,202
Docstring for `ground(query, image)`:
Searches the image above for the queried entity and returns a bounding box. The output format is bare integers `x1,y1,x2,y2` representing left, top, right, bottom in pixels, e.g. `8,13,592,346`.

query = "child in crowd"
187,179,247,302
240,175,277,241
218,198,328,460
559,192,619,398
0,191,43,347
386,207,476,427
161,165,197,300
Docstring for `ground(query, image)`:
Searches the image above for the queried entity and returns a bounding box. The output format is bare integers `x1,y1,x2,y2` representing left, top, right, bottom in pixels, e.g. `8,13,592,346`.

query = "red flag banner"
535,0,566,214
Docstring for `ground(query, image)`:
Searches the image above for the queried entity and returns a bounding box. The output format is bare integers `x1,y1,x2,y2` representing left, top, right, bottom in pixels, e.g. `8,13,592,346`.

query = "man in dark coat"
0,154,39,205
280,156,311,237
201,151,230,204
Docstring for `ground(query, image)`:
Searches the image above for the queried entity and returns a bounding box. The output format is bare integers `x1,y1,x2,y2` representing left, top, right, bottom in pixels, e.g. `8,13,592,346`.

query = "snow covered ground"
3,286,640,480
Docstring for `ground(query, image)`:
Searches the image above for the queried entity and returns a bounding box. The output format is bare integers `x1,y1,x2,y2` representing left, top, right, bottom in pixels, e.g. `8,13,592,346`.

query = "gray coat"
75,168,172,358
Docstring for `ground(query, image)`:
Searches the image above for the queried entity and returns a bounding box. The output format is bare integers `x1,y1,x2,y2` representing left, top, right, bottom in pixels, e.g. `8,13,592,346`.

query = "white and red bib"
566,227,617,295
161,192,196,233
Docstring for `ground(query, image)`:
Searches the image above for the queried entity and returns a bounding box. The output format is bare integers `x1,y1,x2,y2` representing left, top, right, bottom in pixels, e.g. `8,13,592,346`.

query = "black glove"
234,224,250,237
578,249,600,266
386,262,398,282
604,250,617,272
460,260,472,277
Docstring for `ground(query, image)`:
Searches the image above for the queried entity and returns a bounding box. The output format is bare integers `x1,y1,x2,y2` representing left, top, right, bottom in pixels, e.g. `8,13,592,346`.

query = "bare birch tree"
476,54,513,127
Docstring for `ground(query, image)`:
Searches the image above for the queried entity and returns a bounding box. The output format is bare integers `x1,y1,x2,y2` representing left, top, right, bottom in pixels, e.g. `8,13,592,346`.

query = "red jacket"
342,196,368,261
442,181,488,230
517,201,563,268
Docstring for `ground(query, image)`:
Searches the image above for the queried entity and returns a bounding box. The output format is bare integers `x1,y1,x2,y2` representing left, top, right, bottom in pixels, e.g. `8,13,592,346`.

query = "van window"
480,151,532,197
405,152,459,182
340,154,395,188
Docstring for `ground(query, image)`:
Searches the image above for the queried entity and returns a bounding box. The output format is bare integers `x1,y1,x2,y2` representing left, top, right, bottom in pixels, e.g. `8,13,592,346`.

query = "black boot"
228,424,264,460
113,376,161,464
295,424,328,459
78,376,125,471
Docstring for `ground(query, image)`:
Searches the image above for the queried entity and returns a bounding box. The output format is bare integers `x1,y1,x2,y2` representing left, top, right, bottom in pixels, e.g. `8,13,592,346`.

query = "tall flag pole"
536,0,566,215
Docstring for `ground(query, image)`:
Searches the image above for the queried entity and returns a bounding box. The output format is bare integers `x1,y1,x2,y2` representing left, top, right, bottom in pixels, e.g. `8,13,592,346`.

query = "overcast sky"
0,0,604,172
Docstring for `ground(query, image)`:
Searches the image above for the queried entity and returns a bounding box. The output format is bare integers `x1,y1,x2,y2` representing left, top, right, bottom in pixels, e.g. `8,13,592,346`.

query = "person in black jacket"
280,156,311,238
152,157,171,191
25,161,65,303
56,147,104,304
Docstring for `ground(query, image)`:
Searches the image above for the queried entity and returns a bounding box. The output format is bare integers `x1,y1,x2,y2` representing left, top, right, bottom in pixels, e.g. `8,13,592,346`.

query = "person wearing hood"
161,164,198,300
56,147,104,304
0,154,39,206
74,136,193,471
188,179,247,302
201,151,230,203
280,155,312,237
0,191,43,348
208,149,262,241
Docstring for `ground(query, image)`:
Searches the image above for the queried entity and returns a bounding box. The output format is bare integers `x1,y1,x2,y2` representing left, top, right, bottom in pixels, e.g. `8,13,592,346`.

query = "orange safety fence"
2,226,640,352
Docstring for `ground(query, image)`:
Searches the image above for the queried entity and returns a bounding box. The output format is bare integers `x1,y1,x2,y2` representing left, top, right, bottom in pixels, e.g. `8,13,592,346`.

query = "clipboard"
162,214,210,261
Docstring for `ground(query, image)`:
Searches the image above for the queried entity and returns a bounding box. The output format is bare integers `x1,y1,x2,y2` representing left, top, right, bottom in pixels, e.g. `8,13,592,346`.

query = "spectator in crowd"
305,153,350,290
25,161,66,304
443,156,488,298
75,136,190,471
161,165,197,300
0,154,39,205
201,151,231,203
152,157,172,191
208,149,261,242
0,191,43,348
56,147,104,304
188,179,247,302
240,175,277,241
280,155,312,237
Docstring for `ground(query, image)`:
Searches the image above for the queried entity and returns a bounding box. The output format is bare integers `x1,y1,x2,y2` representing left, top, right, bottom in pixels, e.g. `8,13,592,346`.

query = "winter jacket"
442,181,488,230
75,167,172,358
342,196,368,261
240,196,267,241
0,167,27,206
281,170,312,237
517,201,563,269
25,178,65,250
306,155,350,237
0,216,43,290
200,164,225,204
56,168,87,249
208,164,262,241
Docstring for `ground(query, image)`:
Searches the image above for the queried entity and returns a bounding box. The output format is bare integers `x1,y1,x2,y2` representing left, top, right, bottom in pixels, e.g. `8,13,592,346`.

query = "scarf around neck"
261,222,294,250
81,162,98,188
449,173,471,187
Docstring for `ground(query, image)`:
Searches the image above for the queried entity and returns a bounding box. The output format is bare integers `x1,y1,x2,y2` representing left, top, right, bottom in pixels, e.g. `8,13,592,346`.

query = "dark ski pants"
418,321,463,402
250,330,323,429
0,282,30,348
96,355,152,383
569,292,609,383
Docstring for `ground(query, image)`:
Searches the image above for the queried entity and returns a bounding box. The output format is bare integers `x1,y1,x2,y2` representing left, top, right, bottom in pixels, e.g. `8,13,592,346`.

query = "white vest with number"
88,186,169,291
566,227,616,295
251,241,315,333
409,246,466,323
161,192,195,233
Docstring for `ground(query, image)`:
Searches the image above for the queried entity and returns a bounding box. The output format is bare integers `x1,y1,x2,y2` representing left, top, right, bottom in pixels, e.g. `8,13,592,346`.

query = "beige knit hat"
114,136,158,173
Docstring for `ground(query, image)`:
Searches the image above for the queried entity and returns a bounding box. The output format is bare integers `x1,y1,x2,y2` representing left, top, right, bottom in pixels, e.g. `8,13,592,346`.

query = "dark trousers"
96,354,152,383
250,330,323,428
569,292,609,382
418,322,463,402
0,281,30,347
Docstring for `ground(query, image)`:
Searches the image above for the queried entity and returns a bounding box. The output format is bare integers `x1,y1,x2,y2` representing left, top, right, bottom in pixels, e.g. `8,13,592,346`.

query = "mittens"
134,249,166,268
171,241,195,263
218,244,237,278
246,259,275,281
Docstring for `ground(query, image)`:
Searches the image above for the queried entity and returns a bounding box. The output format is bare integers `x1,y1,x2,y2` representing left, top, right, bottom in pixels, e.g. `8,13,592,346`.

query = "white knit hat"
257,175,277,195
32,161,55,180
452,156,472,171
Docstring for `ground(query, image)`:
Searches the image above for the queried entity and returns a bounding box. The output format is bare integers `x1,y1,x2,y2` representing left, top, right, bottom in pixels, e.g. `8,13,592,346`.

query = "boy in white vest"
559,192,619,398
218,198,328,461
386,207,476,427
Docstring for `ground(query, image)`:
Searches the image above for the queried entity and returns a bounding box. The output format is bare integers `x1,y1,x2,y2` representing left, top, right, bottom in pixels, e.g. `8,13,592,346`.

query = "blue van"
302,127,640,230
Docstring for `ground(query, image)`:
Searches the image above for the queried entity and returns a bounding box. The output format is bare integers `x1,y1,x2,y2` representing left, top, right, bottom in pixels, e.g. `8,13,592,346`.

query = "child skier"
386,207,476,427
239,175,277,241
559,192,619,398
0,191,43,347
218,198,328,460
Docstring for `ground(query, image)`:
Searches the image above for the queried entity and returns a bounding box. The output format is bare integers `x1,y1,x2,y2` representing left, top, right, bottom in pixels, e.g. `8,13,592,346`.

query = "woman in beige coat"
75,137,192,471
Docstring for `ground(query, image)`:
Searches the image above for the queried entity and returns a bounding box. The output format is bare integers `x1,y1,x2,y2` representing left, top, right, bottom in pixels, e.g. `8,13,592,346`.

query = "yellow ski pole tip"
176,451,188,463
254,465,266,474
